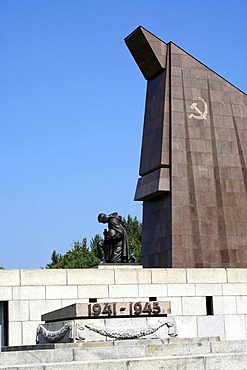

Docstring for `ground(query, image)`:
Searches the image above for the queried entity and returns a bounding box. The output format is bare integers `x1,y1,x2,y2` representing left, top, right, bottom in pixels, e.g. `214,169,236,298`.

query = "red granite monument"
125,26,247,268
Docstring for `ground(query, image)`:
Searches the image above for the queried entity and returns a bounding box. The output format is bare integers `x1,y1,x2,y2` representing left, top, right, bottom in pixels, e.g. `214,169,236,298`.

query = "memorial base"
36,316,177,344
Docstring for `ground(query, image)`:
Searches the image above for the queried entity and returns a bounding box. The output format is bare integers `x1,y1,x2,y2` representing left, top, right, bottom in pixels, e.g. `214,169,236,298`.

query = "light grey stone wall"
0,267,247,345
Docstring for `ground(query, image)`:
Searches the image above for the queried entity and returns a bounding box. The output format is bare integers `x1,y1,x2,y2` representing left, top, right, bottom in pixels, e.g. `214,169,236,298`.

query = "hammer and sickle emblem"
189,97,208,120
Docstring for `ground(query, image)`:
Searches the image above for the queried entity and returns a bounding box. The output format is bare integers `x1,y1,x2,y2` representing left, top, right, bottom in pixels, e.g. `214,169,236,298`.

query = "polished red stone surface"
126,27,247,268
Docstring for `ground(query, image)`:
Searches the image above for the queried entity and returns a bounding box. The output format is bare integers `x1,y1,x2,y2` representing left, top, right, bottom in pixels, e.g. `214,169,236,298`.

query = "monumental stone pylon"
125,26,247,268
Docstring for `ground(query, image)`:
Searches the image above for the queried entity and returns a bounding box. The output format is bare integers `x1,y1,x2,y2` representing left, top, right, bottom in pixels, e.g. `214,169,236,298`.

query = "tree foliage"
46,237,101,269
46,215,142,269
125,215,142,263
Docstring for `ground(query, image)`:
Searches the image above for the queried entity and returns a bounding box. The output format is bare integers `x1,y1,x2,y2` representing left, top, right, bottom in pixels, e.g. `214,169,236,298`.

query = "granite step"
1,352,247,370
0,338,247,369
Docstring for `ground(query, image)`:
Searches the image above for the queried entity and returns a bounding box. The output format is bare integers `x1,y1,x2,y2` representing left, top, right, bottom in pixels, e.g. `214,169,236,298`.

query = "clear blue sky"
1,0,246,269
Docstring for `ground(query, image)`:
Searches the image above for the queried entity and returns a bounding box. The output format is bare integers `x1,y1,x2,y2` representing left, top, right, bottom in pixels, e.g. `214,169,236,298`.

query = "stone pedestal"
37,300,176,344
37,316,177,344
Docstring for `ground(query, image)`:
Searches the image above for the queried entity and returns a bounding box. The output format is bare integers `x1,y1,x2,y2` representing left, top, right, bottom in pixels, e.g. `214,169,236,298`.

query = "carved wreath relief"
83,318,177,339
37,318,177,343
36,323,72,343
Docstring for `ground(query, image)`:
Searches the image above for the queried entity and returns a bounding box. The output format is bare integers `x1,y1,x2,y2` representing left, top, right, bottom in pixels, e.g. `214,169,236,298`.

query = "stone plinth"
38,300,175,343
37,316,177,343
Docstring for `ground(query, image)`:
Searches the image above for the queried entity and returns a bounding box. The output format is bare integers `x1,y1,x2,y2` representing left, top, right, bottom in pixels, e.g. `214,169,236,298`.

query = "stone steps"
1,338,247,369
2,354,247,370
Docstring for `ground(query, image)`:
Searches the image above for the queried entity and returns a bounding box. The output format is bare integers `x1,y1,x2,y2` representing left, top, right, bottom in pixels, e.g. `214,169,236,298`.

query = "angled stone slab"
125,26,167,80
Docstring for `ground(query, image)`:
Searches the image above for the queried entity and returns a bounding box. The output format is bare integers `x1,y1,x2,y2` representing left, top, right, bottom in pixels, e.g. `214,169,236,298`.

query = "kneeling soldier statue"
97,212,131,263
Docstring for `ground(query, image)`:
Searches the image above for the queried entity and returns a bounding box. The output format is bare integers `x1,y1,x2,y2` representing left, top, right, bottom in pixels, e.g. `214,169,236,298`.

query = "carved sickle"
189,97,208,120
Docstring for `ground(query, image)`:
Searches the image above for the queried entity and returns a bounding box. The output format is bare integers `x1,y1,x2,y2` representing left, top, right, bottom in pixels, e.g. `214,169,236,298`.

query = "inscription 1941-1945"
88,301,170,318
41,301,171,323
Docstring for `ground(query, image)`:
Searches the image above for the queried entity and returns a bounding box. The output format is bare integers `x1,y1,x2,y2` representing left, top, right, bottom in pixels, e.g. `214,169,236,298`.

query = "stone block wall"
0,267,247,345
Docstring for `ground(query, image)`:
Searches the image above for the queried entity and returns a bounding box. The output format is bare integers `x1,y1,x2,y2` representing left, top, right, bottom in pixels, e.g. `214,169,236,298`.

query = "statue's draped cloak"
108,215,130,261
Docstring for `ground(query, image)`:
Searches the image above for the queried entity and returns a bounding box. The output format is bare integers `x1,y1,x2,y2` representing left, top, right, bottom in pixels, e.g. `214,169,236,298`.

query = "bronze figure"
97,212,130,263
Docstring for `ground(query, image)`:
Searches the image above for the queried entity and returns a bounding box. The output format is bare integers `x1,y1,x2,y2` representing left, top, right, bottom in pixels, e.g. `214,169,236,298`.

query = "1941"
88,301,162,317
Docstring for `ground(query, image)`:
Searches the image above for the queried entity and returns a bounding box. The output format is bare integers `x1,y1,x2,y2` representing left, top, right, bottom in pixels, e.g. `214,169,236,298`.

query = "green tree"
46,250,62,267
46,238,101,269
124,215,142,263
46,215,142,269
